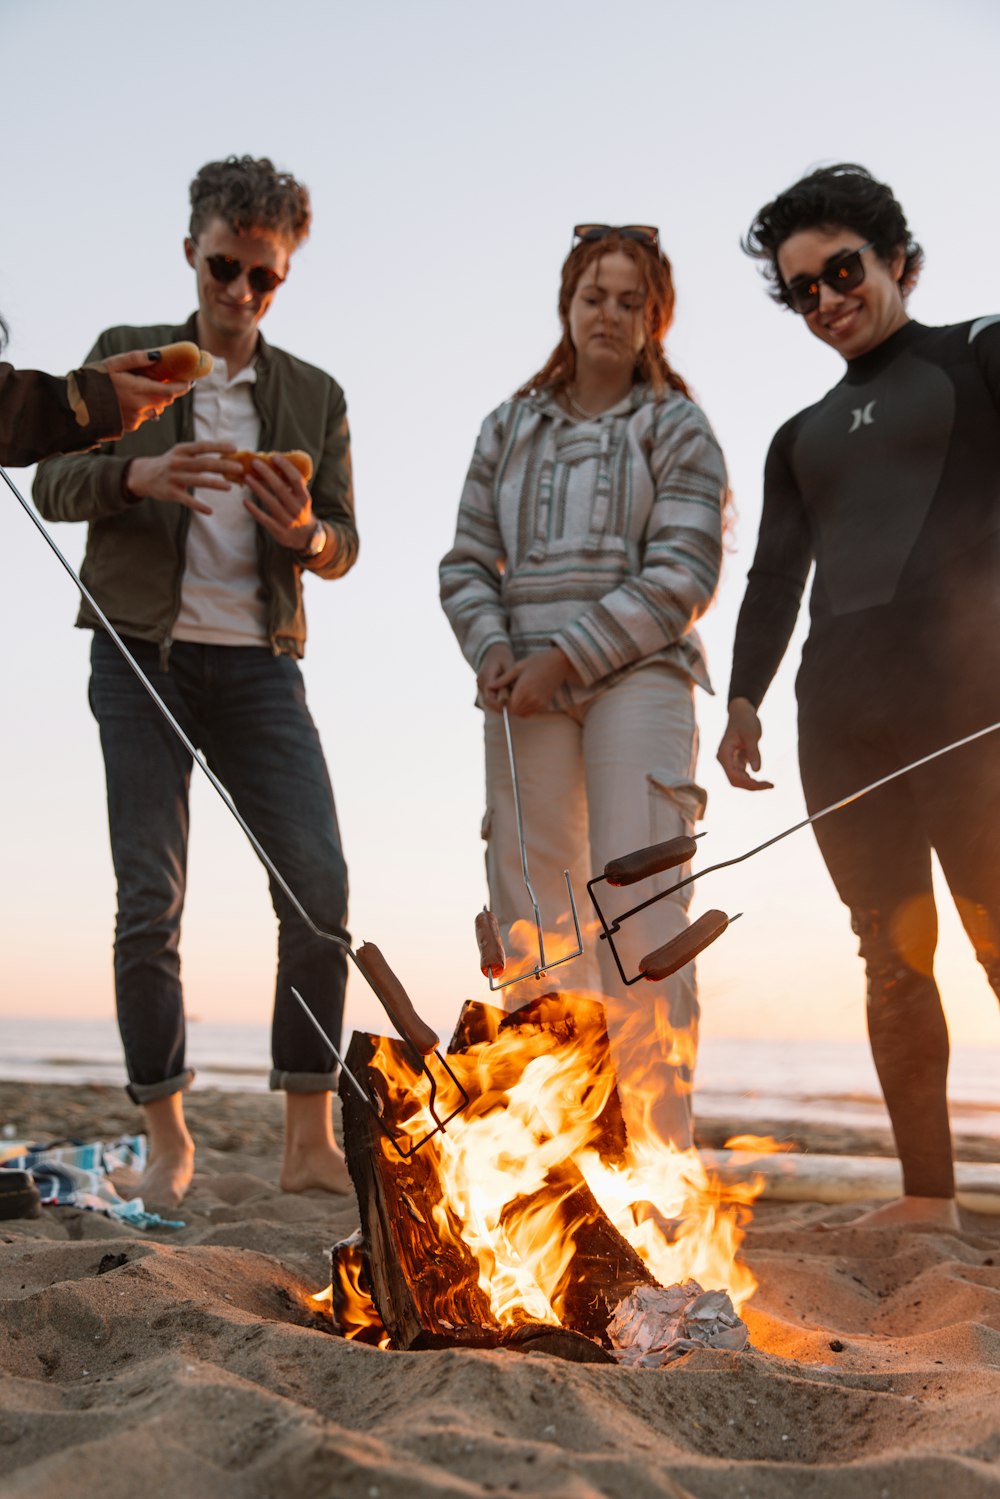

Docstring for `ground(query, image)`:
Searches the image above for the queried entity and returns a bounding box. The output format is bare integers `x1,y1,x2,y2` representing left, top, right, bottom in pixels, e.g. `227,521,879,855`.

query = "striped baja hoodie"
439,383,728,707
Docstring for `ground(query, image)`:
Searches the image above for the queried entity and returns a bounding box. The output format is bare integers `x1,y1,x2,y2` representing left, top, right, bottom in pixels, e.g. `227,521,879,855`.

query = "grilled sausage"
604,836,699,887
475,908,506,977
638,909,730,980
354,942,439,1055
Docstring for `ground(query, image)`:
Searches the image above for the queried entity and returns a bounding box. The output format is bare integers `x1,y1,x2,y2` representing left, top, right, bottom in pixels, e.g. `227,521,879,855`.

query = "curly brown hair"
189,156,311,247
517,232,691,401
743,163,924,306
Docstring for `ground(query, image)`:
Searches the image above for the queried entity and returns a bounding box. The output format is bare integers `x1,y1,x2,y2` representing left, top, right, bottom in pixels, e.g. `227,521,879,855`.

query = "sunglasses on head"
573,223,660,252
783,241,875,315
200,250,285,296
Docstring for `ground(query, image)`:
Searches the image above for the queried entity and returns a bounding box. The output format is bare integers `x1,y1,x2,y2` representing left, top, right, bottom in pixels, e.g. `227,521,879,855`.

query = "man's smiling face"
777,226,908,361
184,217,292,346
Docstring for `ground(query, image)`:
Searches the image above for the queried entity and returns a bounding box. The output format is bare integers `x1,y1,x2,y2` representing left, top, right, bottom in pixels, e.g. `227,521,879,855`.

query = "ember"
326,994,759,1360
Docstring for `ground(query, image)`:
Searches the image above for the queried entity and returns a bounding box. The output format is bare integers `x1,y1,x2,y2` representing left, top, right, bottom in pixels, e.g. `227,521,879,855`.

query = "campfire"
315,990,761,1366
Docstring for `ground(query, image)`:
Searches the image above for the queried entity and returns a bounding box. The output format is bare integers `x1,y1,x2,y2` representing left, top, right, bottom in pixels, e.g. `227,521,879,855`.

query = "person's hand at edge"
98,349,192,434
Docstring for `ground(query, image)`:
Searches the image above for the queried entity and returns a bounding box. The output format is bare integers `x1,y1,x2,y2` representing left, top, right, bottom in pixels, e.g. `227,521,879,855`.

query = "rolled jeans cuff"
125,1068,195,1106
269,1068,339,1094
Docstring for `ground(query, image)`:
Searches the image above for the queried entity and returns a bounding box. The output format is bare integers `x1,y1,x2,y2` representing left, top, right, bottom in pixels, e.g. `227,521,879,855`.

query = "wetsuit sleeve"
0,360,122,468
728,423,813,709
439,408,511,672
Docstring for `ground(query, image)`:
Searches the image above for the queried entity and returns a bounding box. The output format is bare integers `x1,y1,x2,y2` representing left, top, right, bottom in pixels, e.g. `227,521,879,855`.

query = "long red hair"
516,232,691,401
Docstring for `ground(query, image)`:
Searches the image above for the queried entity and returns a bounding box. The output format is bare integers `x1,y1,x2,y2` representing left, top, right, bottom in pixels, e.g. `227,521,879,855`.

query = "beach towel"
0,1135,184,1230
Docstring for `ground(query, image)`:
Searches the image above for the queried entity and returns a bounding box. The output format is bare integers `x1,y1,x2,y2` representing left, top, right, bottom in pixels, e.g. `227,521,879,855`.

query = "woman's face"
567,250,646,378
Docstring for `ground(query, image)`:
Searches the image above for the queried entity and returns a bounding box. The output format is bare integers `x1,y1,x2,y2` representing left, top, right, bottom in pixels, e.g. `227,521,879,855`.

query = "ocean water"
3,1016,999,1139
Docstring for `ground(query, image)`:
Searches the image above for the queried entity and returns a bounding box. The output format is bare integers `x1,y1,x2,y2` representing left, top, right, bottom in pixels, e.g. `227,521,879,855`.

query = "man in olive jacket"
34,156,357,1209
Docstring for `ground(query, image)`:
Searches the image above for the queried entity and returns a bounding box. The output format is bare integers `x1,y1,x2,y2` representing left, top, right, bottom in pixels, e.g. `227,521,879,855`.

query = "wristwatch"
297,522,327,561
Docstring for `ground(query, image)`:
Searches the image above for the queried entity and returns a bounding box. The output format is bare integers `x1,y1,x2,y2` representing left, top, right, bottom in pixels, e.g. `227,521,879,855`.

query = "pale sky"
2,0,999,1054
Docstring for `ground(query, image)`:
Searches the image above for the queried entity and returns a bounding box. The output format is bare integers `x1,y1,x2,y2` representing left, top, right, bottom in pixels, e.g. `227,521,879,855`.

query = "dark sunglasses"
573,223,660,252
201,250,285,296
783,241,875,315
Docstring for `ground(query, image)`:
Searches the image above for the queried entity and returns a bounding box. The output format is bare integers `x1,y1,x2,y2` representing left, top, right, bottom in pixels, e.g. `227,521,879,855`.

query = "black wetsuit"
730,317,1000,1198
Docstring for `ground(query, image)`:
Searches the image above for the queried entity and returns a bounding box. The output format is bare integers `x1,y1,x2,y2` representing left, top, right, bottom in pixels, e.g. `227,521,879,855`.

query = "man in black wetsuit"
718,163,1000,1228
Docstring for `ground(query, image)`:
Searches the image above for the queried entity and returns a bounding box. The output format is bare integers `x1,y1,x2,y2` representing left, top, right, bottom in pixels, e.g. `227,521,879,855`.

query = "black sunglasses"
783,241,875,315
200,250,285,296
573,223,660,252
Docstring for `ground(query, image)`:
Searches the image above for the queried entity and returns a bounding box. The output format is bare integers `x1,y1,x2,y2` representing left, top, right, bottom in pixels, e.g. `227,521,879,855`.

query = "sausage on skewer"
475,908,506,978
638,909,731,981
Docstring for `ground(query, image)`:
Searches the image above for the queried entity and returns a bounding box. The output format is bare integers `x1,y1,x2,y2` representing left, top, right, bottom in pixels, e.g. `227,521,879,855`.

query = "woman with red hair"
440,226,728,1151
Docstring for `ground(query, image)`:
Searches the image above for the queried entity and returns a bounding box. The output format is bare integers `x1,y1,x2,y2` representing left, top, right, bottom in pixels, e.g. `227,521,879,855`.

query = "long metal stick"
489,702,583,990
2,463,352,964
600,716,1000,938
503,702,545,962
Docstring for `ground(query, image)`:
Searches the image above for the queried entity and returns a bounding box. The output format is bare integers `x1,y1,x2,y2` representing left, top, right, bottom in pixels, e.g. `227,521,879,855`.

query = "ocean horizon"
4,1015,999,1139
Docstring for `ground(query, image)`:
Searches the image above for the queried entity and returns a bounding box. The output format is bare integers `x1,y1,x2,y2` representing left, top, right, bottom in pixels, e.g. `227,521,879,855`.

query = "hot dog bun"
231,449,314,484
140,341,214,383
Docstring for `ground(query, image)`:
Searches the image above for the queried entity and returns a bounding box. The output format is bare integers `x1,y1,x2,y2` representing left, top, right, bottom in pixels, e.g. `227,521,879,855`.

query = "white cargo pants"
482,663,706,1150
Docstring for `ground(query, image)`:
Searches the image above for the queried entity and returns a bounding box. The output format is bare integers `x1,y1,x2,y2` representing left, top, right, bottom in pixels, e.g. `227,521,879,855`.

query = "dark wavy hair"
516,231,691,400
742,163,924,306
189,156,311,247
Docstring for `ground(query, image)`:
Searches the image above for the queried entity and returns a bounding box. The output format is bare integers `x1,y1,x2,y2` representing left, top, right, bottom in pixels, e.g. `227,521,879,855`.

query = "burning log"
336,991,755,1364
339,996,652,1360
499,1161,659,1342
340,1030,497,1351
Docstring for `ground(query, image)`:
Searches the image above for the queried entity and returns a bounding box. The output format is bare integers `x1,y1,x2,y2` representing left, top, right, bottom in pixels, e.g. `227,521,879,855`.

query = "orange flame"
313,1243,390,1347
366,988,761,1328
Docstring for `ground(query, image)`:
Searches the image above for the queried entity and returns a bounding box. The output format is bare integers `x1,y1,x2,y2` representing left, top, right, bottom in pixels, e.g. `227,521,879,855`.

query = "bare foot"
280,1090,352,1195
280,1141,351,1195
139,1143,195,1211
850,1195,961,1229
138,1093,195,1210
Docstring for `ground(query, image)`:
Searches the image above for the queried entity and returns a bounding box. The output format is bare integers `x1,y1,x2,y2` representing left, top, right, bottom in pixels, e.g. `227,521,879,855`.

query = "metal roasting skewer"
485,699,584,991
290,986,462,1158
588,716,1000,984
3,463,467,1153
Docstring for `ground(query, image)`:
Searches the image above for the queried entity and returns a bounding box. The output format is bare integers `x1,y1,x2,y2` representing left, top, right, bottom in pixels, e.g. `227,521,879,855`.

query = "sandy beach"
1,1081,999,1498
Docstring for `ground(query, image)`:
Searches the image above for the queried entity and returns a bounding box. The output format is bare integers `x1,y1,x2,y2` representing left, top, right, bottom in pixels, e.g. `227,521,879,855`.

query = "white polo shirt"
173,356,269,646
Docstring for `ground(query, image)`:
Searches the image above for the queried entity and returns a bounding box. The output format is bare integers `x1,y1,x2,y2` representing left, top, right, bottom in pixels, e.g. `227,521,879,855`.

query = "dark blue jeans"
88,632,349,1103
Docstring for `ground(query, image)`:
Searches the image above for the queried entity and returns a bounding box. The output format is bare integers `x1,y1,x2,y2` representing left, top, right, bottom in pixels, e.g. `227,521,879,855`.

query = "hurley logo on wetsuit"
849,401,876,432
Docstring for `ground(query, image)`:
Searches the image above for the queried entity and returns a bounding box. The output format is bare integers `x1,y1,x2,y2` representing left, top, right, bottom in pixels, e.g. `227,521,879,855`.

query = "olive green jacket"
33,316,358,659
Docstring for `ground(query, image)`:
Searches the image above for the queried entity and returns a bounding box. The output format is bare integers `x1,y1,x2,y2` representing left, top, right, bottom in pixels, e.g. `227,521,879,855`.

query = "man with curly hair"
35,156,357,1208
718,163,1000,1228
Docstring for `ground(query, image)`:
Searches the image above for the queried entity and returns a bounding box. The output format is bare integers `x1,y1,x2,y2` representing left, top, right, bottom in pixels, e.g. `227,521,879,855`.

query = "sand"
1,1082,999,1499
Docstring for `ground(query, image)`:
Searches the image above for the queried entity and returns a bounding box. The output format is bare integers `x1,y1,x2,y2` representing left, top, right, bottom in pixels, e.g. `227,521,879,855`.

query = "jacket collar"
181,311,271,370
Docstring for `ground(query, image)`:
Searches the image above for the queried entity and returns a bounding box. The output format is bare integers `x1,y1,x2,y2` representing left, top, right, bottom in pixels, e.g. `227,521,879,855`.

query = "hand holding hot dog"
124,440,242,514
97,349,193,434
717,697,774,791
243,451,323,553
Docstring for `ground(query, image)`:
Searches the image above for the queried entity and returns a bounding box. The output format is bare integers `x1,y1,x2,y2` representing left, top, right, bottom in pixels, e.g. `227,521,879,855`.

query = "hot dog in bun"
232,449,314,483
